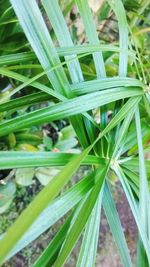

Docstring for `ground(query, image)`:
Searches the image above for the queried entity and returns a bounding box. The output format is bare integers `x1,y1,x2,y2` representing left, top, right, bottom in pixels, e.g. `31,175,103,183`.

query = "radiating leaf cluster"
0,0,149,266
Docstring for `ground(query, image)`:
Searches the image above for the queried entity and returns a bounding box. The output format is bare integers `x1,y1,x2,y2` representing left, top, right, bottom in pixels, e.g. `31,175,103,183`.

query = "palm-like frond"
0,0,149,266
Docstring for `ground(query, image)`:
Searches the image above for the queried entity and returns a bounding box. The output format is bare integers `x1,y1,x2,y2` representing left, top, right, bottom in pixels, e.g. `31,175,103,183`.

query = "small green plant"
0,0,150,266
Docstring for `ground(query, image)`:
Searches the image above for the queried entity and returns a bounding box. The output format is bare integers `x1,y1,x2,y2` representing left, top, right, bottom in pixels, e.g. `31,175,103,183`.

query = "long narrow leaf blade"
10,0,70,96
33,213,73,267
135,107,148,229
53,166,108,267
76,188,103,267
0,152,104,169
0,147,91,264
0,89,143,138
103,182,132,267
76,0,106,77
107,0,128,76
115,166,150,264
2,170,95,260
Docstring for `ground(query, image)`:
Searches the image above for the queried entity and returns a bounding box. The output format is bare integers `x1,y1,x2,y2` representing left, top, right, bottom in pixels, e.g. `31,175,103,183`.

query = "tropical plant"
0,0,150,266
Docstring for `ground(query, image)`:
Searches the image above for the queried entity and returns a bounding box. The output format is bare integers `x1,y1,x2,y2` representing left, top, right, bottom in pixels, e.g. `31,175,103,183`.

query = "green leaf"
43,136,53,151
35,167,60,186
135,106,149,231
0,152,104,169
10,0,92,149
33,213,73,267
103,182,132,267
111,99,139,158
0,146,91,264
53,165,108,267
0,44,134,66
0,92,50,113
73,77,144,96
0,182,16,214
120,158,150,176
120,120,150,155
107,0,129,76
0,51,35,65
0,88,143,138
97,96,142,139
136,237,149,267
0,68,65,101
3,170,95,260
42,0,96,149
10,0,70,97
76,189,103,267
15,168,35,186
122,168,139,194
42,0,84,83
56,138,78,151
115,166,150,264
75,0,106,77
